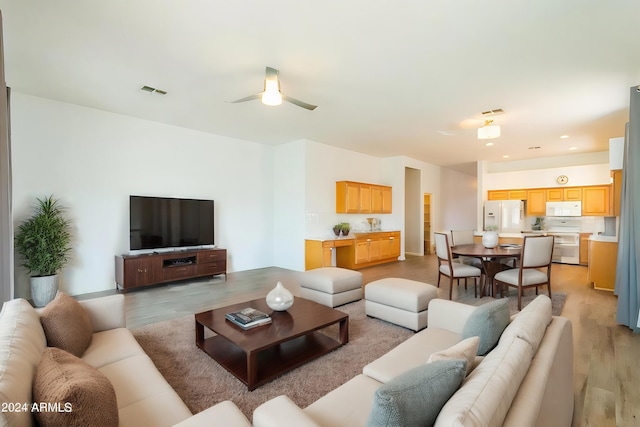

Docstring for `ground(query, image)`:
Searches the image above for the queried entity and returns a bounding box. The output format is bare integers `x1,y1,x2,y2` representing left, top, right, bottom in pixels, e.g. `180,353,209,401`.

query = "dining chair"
434,232,482,300
493,235,554,310
450,230,483,269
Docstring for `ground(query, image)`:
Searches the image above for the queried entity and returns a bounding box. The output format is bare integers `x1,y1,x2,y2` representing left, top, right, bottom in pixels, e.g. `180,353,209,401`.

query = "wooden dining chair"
493,235,554,310
434,232,482,299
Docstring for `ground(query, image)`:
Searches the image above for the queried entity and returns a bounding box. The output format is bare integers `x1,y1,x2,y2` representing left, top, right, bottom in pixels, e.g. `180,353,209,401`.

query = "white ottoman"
300,267,363,307
365,278,438,331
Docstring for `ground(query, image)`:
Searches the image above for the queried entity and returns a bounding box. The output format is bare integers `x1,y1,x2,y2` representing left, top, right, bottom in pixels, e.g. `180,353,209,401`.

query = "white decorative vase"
482,231,499,249
266,281,294,311
30,275,59,307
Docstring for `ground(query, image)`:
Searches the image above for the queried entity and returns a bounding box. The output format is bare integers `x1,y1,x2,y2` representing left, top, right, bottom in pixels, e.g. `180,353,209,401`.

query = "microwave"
545,201,582,217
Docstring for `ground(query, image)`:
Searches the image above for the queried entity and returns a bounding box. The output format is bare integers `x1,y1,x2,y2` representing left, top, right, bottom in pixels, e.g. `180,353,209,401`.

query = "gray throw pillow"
366,359,467,427
461,299,510,356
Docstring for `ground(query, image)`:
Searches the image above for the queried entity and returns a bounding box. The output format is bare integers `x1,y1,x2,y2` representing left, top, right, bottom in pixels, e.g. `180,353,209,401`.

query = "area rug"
131,292,566,420
131,300,413,420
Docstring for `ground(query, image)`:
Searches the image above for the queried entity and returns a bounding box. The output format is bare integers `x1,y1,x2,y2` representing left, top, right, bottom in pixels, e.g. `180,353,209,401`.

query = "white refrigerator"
484,200,526,232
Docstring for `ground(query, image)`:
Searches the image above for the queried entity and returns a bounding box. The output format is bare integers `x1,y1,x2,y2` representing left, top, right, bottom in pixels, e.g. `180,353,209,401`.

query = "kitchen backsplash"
524,215,609,234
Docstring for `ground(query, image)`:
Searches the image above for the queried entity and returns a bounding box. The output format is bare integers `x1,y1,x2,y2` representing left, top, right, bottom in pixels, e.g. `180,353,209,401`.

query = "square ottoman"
365,278,438,331
300,267,363,307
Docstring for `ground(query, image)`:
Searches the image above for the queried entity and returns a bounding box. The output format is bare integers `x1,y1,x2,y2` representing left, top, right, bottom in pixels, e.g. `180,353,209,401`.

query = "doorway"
424,194,431,254
404,167,422,255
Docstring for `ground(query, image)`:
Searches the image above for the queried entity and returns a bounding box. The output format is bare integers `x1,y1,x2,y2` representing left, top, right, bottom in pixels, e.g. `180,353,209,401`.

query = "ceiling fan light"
261,80,282,106
477,120,501,139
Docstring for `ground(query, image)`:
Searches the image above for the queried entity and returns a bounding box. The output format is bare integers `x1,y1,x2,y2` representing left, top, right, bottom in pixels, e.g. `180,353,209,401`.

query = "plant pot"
30,274,59,307
266,281,294,311
482,231,499,249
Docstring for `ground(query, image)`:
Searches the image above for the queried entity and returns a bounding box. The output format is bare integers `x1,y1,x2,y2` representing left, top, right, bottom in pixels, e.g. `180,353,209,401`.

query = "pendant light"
477,119,501,140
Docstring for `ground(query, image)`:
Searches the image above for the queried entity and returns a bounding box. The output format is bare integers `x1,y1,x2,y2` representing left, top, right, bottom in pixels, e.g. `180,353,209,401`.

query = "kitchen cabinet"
588,240,617,291
305,238,353,270
579,233,590,266
612,170,622,216
487,190,526,200
336,231,401,269
336,181,392,214
582,186,610,216
526,189,546,216
546,187,582,202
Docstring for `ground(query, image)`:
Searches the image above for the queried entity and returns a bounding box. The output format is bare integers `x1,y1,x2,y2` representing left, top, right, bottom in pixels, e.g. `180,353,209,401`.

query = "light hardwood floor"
83,254,639,426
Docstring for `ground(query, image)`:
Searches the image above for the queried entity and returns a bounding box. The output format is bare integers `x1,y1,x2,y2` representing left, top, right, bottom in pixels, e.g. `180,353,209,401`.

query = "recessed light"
560,135,569,139
485,142,494,146
569,147,577,150
502,155,510,158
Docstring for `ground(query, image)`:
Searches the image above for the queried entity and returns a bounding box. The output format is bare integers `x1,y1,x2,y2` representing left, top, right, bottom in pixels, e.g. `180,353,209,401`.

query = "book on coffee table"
225,308,272,330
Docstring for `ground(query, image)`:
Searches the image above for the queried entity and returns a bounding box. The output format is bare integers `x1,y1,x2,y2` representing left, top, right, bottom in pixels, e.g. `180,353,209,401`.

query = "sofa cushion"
0,298,48,427
33,347,118,427
461,299,510,356
363,327,462,383
367,359,466,427
427,336,480,376
40,292,93,357
499,295,552,353
435,336,534,427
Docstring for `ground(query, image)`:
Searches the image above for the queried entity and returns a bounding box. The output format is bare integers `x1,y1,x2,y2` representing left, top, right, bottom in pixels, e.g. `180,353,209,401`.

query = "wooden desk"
451,244,521,297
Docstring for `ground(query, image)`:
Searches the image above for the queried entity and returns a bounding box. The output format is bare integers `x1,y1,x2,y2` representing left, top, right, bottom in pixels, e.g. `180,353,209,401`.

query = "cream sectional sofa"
0,294,251,427
254,295,574,427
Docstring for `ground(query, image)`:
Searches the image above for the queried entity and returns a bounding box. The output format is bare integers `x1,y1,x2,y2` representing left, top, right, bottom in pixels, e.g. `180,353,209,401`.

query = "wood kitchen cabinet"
588,240,617,291
488,190,526,200
336,181,392,214
546,187,582,201
526,189,547,216
305,238,354,270
612,170,622,216
336,231,401,269
582,186,610,216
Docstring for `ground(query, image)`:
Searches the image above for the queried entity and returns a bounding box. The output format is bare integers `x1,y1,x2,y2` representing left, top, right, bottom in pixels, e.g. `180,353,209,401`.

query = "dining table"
451,243,522,297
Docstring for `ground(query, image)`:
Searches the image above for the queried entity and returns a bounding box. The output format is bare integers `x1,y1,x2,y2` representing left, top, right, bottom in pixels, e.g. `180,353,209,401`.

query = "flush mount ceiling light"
477,119,501,140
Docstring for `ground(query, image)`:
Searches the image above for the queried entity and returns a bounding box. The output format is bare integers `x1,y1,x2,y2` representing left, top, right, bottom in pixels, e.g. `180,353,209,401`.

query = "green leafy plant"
339,222,351,235
485,225,498,232
14,196,72,277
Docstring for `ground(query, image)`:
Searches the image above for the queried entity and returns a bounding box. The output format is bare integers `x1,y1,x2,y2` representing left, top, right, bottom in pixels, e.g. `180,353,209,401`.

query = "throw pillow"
427,336,480,376
33,347,118,427
461,299,510,356
366,359,466,427
40,292,93,357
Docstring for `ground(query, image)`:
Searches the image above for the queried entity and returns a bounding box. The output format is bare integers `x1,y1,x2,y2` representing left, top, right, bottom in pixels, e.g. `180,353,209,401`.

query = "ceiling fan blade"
282,94,317,111
229,93,262,103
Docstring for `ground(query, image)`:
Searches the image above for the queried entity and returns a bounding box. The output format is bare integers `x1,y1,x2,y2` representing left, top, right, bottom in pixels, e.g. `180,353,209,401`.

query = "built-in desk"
305,231,401,270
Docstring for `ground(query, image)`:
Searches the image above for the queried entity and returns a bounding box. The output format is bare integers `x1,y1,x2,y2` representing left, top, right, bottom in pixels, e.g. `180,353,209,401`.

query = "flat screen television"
129,196,214,251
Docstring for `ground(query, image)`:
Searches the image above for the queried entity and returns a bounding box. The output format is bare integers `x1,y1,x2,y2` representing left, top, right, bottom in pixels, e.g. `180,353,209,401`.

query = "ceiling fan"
230,66,317,111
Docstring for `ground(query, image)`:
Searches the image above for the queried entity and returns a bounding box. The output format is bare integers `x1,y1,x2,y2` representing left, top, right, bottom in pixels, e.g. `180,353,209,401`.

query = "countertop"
589,235,618,243
307,230,400,241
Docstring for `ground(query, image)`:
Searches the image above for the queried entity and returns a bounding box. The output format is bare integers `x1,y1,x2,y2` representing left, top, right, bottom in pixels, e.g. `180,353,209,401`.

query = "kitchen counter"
589,234,618,243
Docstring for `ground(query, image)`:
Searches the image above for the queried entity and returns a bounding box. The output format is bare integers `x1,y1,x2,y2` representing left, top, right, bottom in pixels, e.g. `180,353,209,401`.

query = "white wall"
273,140,306,270
440,167,477,232
483,163,611,190
12,93,274,297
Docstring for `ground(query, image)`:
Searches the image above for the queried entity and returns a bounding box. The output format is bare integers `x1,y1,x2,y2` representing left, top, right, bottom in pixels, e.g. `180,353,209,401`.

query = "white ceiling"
1,0,639,170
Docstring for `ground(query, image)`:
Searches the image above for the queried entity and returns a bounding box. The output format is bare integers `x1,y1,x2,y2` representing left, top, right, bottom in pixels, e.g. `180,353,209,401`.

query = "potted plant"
339,222,351,236
333,224,342,236
14,196,72,307
532,217,545,231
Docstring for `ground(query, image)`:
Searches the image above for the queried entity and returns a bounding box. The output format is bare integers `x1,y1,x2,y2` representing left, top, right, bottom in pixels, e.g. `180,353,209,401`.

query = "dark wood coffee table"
195,297,349,390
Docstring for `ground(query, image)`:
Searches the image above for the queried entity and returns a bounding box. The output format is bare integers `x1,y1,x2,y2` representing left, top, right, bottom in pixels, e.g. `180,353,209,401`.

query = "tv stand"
115,248,226,292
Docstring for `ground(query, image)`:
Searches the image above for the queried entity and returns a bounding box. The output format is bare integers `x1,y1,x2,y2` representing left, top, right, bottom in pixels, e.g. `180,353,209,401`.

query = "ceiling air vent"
140,85,167,95
481,108,504,116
